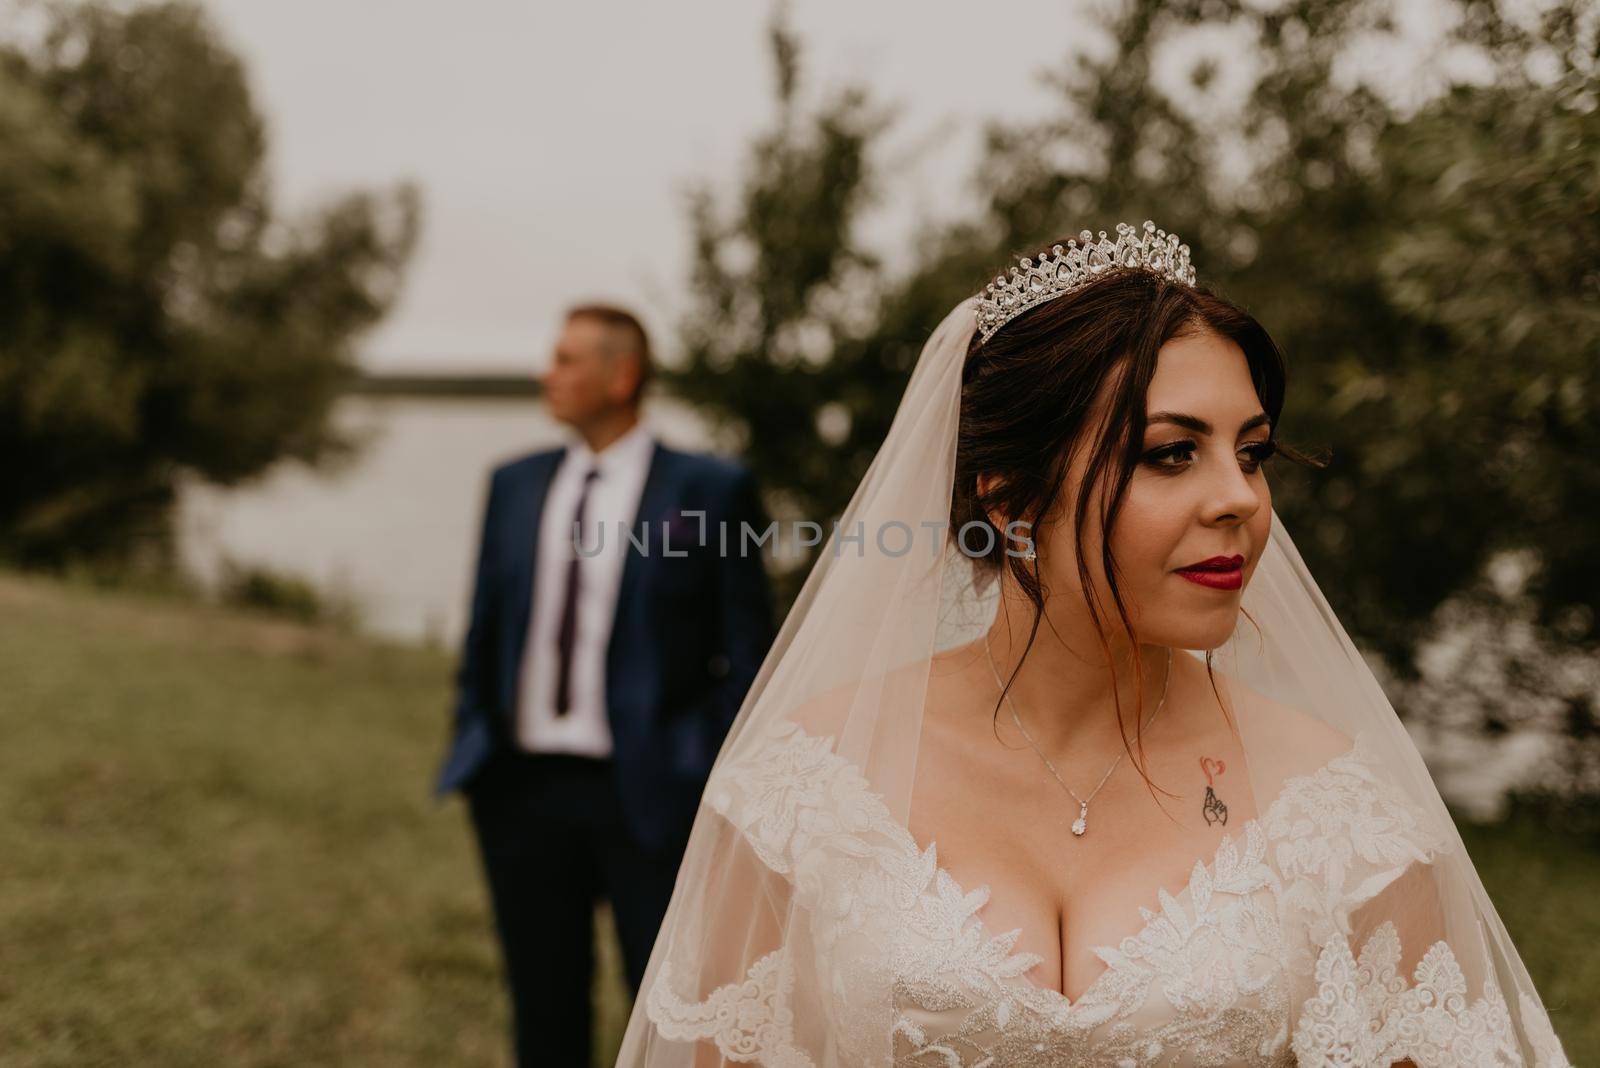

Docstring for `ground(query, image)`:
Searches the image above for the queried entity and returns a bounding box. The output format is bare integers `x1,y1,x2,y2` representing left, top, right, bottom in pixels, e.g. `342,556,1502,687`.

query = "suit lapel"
505,449,565,716
615,440,675,620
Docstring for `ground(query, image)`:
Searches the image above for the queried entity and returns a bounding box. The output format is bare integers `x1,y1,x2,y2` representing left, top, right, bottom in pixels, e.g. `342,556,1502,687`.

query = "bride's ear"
975,472,1010,534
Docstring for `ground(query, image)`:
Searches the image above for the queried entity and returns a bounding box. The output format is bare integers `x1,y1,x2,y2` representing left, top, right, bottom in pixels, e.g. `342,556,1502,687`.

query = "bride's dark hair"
952,252,1327,783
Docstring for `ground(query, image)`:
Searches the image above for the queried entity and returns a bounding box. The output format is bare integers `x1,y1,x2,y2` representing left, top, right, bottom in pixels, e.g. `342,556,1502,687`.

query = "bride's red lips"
1175,554,1245,591
1178,554,1245,572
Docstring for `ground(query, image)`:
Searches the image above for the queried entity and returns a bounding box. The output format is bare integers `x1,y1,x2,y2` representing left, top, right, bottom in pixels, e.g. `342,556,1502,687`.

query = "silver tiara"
974,221,1197,344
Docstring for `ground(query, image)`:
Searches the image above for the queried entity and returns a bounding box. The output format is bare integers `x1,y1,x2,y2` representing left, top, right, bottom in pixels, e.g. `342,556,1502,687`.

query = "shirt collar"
565,419,655,479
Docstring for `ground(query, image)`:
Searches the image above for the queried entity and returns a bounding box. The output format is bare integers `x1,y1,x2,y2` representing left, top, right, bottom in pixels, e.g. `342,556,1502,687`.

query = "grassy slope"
0,571,628,1067
0,570,1592,1065
1457,813,1600,1056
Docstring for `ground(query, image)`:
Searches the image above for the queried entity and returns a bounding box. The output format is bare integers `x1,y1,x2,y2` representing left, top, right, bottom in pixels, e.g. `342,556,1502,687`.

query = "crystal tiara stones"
973,221,1198,344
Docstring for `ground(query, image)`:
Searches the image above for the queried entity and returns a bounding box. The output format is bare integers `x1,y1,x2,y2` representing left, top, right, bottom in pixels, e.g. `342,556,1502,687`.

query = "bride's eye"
1141,439,1277,474
1239,439,1277,473
1140,440,1196,471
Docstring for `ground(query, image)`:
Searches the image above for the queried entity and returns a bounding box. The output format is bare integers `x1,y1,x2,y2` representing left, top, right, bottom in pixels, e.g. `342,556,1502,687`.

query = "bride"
617,223,1572,1066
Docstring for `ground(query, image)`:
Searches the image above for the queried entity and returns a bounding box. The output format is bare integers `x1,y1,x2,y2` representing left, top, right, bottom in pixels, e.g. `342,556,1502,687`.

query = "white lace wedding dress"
644,717,1572,1067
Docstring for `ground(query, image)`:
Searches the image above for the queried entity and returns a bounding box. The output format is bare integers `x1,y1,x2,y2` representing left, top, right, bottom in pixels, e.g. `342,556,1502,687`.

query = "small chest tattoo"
1200,756,1229,826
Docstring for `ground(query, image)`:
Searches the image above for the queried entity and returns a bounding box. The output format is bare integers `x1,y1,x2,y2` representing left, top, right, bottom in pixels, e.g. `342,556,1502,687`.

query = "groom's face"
543,316,635,426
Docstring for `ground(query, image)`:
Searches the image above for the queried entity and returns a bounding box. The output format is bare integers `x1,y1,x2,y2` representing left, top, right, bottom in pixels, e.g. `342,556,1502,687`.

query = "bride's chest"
904,762,1256,1012
905,815,1250,1006
803,819,1305,1067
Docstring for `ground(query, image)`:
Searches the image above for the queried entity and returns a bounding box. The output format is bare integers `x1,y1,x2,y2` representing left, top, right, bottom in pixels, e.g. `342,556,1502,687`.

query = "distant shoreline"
347,373,543,398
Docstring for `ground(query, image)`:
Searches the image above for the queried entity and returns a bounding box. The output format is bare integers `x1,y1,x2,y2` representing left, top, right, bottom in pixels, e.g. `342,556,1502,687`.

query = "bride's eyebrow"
1146,411,1271,436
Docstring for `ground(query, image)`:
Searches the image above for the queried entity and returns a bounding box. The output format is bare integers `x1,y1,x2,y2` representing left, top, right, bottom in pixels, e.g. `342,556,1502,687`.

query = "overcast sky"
201,1,1089,373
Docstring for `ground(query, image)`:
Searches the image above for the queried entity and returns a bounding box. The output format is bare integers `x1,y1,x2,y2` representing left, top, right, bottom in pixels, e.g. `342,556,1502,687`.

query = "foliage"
1373,71,1599,652
0,1,420,567
670,0,1600,709
217,558,357,627
660,11,890,596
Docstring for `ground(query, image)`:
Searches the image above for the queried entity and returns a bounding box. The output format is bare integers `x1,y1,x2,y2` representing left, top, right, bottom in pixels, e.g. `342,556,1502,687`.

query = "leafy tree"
663,11,889,578
1375,70,1599,650
0,1,420,567
673,0,1599,759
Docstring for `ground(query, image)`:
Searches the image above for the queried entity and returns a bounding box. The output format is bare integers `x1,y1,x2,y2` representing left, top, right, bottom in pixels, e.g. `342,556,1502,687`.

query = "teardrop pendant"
1070,801,1088,836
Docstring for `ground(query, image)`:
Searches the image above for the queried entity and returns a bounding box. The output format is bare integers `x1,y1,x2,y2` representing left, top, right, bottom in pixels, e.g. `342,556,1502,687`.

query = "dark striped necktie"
553,466,600,717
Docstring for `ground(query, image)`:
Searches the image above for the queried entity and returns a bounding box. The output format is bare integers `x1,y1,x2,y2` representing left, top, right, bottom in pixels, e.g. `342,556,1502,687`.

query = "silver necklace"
983,638,1173,837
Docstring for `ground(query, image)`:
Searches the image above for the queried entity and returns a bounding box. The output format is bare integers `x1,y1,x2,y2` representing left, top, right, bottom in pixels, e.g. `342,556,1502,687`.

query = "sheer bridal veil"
616,238,1571,1066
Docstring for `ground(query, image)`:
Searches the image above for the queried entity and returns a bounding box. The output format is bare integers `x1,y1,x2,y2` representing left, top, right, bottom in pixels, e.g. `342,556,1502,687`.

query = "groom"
433,303,777,1067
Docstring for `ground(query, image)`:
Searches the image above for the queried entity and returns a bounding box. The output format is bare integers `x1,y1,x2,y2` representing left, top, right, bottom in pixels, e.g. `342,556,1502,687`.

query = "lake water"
175,394,714,646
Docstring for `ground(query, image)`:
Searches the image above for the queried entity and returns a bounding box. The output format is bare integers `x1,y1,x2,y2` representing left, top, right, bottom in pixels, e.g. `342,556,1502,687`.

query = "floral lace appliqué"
1292,921,1571,1068
646,950,814,1067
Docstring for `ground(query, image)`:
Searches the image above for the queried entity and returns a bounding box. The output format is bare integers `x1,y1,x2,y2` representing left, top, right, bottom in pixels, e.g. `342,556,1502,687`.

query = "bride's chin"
1148,609,1242,652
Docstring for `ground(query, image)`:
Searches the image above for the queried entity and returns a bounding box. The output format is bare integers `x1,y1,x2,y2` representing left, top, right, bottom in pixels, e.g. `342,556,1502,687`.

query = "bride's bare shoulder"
771,654,941,740
1207,661,1356,777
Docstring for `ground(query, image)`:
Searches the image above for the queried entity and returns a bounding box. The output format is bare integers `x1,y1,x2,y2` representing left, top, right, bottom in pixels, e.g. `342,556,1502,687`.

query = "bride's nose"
1201,456,1262,527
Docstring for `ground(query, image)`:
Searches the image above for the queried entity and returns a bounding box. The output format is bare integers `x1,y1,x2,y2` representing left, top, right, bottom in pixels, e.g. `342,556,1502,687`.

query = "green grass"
0,570,629,1067
1457,813,1600,1057
0,569,1593,1065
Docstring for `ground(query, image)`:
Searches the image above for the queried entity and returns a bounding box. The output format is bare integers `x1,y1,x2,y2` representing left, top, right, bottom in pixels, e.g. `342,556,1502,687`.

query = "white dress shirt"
517,419,657,757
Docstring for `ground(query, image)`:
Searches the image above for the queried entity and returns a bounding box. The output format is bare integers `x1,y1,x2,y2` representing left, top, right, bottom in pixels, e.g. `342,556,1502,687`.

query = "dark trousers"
465,748,682,1068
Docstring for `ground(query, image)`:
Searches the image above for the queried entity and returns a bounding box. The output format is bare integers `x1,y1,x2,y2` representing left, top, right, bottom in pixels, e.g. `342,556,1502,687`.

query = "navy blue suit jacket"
432,439,778,853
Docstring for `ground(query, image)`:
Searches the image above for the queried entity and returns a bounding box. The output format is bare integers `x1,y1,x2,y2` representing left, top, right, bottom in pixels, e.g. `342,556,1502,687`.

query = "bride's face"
1047,328,1274,651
